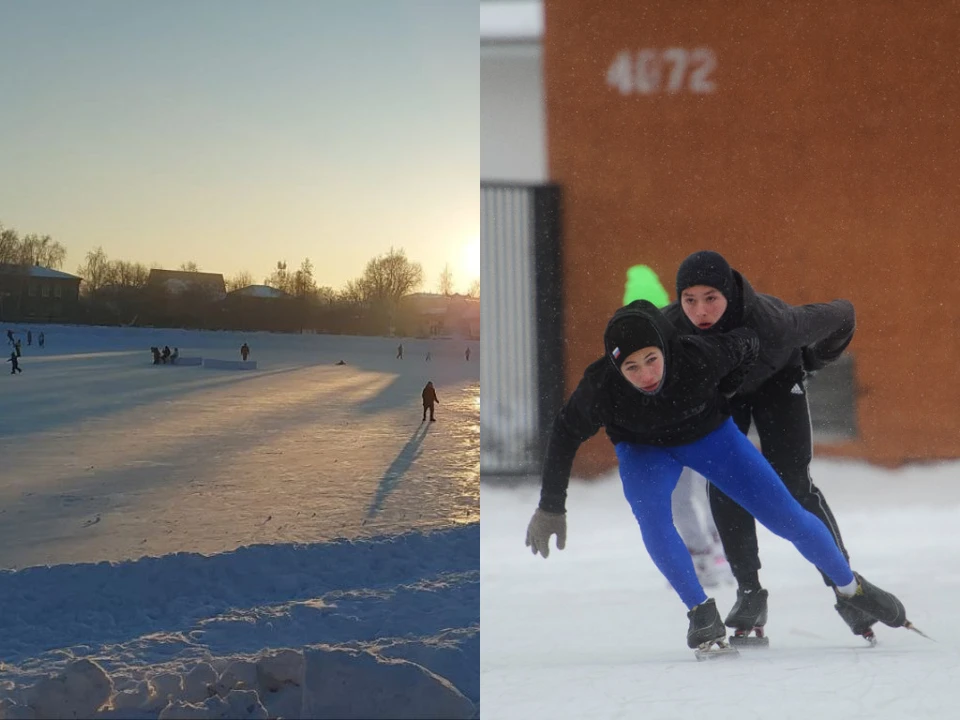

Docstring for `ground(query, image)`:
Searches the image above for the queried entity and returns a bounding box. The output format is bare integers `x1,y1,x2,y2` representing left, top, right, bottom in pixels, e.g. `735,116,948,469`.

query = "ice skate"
725,587,770,648
834,598,878,646
836,572,931,639
688,598,739,660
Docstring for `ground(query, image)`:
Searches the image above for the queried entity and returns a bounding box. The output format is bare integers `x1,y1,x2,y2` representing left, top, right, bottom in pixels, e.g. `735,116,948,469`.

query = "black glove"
717,328,759,397
801,346,828,374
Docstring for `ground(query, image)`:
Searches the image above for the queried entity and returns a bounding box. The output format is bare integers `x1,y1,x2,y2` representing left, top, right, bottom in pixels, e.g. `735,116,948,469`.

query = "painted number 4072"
606,48,717,95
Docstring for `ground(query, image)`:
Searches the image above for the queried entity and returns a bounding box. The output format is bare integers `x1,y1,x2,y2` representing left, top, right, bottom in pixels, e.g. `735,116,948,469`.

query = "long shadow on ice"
366,423,430,518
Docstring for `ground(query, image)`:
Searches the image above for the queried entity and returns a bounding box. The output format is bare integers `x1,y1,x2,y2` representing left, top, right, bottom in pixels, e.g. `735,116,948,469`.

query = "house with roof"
227,284,290,299
0,264,82,321
146,269,227,299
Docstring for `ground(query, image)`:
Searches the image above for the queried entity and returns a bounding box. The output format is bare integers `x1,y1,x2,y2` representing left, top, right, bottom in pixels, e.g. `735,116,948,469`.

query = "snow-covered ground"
482,461,960,720
0,324,479,719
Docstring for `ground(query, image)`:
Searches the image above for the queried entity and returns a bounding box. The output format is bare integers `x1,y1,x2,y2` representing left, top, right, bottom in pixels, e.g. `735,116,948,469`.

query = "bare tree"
76,247,112,295
361,247,423,307
292,258,317,298
225,271,255,292
110,260,150,289
0,224,67,268
340,278,370,307
265,260,293,294
0,224,18,264
179,261,200,272
467,278,480,299
438,264,455,296
316,285,337,305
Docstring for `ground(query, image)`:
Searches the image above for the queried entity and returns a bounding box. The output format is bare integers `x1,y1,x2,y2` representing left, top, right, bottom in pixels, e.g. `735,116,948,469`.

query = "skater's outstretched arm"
538,365,604,513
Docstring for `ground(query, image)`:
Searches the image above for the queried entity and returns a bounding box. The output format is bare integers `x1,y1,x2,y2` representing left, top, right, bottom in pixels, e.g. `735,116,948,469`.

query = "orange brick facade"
543,1,960,474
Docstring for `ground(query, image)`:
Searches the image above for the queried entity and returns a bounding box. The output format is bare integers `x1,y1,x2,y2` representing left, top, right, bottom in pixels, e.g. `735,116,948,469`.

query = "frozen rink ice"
482,460,960,720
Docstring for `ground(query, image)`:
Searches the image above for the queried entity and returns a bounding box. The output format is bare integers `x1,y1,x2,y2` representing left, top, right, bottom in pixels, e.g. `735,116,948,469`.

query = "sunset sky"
0,0,478,293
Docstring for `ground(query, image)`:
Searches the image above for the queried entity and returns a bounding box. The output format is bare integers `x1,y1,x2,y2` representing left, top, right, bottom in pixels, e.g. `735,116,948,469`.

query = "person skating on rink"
465,347,471,361
425,351,432,362
7,351,22,374
664,250,868,644
14,339,21,357
240,343,250,361
161,345,171,364
38,331,44,348
421,381,439,422
26,330,32,346
524,300,917,657
397,343,403,360
170,347,179,364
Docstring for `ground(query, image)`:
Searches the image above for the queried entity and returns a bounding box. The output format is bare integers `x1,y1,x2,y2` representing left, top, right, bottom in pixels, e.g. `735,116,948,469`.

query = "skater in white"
672,468,733,588
621,262,733,590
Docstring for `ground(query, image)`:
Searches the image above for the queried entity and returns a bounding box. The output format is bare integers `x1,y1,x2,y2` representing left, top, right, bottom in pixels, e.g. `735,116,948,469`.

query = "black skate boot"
725,587,770,647
834,598,878,646
835,573,906,628
687,598,738,661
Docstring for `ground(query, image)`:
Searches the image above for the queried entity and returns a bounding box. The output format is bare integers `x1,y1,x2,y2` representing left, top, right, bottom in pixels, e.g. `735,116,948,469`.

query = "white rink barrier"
203,358,258,370
172,356,203,366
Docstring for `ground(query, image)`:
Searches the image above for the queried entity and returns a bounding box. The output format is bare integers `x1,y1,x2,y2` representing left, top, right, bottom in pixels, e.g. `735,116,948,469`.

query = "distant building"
146,269,227,299
0,264,82,321
403,293,480,339
227,284,290,299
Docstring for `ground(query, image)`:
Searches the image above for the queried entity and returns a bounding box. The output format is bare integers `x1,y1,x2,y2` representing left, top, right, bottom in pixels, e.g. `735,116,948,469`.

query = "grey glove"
525,508,567,558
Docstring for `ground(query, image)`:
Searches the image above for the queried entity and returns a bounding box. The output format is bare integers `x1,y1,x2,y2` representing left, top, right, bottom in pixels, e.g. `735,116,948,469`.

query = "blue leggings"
616,418,855,609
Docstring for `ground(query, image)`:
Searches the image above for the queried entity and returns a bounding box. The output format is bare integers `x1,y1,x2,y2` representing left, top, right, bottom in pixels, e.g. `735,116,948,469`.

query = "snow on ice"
0,324,479,719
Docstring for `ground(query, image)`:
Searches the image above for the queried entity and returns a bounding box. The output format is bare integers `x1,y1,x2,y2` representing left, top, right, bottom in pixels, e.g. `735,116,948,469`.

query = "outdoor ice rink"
0,325,479,718
0,325,479,568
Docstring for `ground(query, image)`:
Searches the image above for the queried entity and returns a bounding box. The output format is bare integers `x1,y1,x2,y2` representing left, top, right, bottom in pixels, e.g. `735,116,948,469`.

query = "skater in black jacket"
525,300,912,656
664,250,868,644
421,381,439,422
7,351,22,374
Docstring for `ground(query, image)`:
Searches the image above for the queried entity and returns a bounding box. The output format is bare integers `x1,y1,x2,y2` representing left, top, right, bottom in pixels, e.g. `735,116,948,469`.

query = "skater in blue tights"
525,300,912,653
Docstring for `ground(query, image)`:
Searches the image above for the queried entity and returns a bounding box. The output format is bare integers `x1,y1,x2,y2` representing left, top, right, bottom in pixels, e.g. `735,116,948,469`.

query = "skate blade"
904,621,934,641
694,639,740,661
729,634,770,648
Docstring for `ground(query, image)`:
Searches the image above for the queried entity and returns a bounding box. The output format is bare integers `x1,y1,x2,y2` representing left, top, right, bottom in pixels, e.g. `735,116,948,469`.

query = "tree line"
0,221,479,336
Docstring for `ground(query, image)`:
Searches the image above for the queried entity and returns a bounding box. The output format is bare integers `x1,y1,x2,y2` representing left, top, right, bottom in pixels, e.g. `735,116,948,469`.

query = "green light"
623,265,670,308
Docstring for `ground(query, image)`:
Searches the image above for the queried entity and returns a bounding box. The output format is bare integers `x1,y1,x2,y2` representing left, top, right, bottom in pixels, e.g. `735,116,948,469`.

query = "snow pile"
0,647,478,719
0,527,479,718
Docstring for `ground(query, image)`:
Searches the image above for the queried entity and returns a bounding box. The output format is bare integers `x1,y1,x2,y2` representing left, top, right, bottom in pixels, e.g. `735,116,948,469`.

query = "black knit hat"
605,311,663,370
676,251,736,302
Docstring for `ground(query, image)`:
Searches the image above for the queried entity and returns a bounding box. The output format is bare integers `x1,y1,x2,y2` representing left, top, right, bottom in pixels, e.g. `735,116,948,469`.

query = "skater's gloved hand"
801,345,829,376
525,508,566,558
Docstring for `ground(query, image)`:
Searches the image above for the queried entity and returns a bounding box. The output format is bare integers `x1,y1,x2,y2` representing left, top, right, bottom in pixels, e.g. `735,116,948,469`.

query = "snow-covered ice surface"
482,461,960,720
0,324,479,719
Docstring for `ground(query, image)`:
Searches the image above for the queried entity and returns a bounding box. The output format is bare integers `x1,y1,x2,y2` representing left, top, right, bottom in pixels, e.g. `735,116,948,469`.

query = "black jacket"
662,271,855,395
539,301,758,513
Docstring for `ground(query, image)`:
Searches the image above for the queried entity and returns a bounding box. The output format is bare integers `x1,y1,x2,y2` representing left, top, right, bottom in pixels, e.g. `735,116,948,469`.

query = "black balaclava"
605,312,663,371
675,250,742,332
